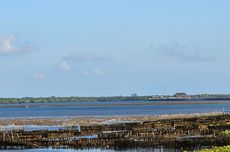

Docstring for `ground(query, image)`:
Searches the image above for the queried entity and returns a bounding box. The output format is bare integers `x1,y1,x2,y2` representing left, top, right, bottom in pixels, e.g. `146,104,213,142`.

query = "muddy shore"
0,112,229,149
0,112,223,126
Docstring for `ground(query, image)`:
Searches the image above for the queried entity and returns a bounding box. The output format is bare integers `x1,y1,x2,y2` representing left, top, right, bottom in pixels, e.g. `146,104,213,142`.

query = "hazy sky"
0,0,230,97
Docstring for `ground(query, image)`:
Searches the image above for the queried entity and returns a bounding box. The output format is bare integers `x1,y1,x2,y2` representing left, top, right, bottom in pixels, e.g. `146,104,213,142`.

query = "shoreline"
0,112,224,126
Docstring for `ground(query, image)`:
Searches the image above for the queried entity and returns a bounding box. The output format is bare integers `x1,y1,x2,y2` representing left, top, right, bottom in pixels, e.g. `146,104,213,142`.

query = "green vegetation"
219,130,230,136
0,93,230,104
191,94,230,100
193,145,230,152
0,96,150,104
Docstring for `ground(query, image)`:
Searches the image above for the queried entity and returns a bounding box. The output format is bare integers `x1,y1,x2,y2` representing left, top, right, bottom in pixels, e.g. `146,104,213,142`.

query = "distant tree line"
0,94,230,104
0,96,150,104
189,94,230,100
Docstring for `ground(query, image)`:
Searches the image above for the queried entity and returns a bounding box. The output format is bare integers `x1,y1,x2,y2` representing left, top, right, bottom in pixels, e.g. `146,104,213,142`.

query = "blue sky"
0,0,230,97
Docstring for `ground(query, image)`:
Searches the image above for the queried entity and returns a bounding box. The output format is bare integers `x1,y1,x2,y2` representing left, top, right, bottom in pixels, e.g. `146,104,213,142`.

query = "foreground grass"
193,145,230,152
219,130,230,136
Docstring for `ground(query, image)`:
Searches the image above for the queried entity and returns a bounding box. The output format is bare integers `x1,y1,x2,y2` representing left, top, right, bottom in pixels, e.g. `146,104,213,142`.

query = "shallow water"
0,147,181,152
0,101,229,118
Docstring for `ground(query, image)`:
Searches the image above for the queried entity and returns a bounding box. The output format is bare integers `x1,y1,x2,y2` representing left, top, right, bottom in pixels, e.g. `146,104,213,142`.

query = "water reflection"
0,147,181,152
0,101,229,118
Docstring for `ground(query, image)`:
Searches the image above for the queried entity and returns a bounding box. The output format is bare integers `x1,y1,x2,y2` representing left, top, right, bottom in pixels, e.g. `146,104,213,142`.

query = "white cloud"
0,35,17,55
63,52,110,62
60,60,71,71
93,68,105,76
0,35,35,55
150,41,215,62
84,68,105,76
33,73,46,80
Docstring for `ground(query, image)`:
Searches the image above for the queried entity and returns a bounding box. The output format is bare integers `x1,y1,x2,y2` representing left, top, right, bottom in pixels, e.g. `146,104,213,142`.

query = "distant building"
173,93,190,99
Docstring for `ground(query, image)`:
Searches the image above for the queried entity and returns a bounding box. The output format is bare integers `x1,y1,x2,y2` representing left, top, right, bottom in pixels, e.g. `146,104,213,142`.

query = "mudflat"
0,112,223,126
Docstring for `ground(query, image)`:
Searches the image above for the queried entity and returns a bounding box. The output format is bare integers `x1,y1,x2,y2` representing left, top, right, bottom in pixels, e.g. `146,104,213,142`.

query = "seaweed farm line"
0,114,230,151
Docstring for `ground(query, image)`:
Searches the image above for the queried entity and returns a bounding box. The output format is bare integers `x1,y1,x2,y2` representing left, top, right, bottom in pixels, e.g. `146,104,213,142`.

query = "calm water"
0,147,181,152
0,101,229,118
